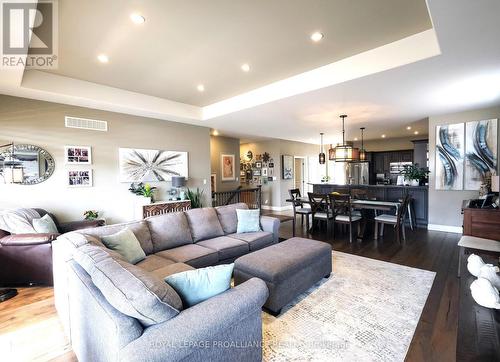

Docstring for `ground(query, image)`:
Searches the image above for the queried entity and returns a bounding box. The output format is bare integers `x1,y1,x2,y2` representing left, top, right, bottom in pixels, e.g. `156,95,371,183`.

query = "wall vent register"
65,116,108,132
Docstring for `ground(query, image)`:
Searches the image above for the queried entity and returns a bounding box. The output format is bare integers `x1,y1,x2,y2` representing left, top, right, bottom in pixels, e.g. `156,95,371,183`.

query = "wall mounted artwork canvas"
119,148,188,182
464,119,497,190
282,155,293,180
435,123,464,190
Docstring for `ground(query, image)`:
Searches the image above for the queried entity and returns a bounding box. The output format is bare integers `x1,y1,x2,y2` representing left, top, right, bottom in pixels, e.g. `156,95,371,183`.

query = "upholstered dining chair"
328,193,362,243
308,193,334,235
289,189,312,236
374,194,411,243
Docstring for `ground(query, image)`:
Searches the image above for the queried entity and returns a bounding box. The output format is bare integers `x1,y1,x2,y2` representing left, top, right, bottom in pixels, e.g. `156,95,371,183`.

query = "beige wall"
210,135,240,192
428,106,500,229
0,95,211,224
240,139,318,208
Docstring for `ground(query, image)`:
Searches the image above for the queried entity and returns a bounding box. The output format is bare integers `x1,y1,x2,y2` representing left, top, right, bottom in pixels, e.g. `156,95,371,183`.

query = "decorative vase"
410,179,420,187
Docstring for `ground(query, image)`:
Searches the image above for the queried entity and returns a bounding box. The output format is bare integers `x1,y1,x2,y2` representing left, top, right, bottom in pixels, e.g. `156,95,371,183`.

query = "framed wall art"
435,123,464,190
67,169,92,187
221,154,236,181
282,155,293,180
119,148,188,182
65,146,91,164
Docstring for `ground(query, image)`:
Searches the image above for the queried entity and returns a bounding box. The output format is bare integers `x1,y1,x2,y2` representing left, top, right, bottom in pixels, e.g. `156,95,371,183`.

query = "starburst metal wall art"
119,148,188,182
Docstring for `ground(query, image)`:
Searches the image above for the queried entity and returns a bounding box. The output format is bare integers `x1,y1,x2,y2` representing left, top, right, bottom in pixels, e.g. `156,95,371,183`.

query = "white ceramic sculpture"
478,264,500,290
467,254,486,277
470,278,500,309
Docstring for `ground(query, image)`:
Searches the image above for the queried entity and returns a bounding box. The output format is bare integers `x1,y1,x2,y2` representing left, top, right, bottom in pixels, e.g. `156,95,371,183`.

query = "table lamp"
171,176,186,200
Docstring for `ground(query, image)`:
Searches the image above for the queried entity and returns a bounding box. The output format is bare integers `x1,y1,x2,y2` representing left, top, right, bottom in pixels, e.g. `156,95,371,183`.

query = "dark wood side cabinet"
463,207,500,239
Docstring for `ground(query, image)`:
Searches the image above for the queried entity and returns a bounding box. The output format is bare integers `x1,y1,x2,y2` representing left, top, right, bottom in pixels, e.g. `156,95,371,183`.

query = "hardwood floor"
0,216,460,362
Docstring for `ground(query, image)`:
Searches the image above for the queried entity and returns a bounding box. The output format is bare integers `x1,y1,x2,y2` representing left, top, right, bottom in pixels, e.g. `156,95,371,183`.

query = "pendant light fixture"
318,133,325,164
359,127,368,162
329,115,359,162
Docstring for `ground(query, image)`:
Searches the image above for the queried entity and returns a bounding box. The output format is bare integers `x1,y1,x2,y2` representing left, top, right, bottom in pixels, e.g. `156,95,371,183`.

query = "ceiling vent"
65,116,108,132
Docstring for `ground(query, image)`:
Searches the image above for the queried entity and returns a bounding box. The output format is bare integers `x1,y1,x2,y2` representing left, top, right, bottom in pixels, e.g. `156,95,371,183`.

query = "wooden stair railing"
212,186,262,210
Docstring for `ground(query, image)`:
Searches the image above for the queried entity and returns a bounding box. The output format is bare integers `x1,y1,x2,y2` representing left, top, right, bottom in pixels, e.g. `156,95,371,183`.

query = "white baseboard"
427,224,463,234
261,205,293,212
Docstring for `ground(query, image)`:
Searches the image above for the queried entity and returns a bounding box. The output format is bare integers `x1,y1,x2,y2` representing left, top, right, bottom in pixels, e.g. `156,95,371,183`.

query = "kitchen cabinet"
370,149,414,178
412,139,429,169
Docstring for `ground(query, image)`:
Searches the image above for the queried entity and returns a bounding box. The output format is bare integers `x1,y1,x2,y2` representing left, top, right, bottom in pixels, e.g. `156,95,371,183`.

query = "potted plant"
83,210,99,221
129,182,157,203
186,187,204,208
400,164,429,186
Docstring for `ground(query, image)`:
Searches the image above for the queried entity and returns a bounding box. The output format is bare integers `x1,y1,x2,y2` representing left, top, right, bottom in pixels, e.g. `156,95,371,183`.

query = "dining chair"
289,188,312,236
328,193,362,243
308,193,334,235
374,194,411,243
349,188,367,217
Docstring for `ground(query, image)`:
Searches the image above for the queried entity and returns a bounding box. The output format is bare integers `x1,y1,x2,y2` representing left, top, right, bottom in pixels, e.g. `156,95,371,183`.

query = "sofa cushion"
197,236,249,260
150,263,195,280
82,221,154,255
215,203,249,234
100,228,146,264
236,209,261,234
146,212,193,252
135,255,175,272
74,244,183,327
229,231,274,251
184,208,224,242
33,214,59,234
165,264,234,307
156,244,219,268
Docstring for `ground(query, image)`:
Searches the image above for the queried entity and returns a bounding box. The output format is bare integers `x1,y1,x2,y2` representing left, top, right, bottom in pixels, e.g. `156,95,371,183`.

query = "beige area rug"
263,251,436,362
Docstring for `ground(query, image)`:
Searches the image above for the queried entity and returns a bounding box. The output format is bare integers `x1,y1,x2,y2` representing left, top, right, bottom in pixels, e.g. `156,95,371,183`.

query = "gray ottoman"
234,237,332,316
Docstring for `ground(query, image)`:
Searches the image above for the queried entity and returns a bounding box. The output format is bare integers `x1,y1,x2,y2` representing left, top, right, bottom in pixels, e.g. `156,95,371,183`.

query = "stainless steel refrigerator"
346,162,369,185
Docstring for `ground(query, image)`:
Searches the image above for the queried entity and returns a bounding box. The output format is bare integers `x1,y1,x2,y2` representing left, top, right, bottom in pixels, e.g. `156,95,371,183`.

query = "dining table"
286,196,402,239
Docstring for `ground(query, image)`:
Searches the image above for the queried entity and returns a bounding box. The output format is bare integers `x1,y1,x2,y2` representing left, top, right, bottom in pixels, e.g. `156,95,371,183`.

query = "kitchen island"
311,184,428,228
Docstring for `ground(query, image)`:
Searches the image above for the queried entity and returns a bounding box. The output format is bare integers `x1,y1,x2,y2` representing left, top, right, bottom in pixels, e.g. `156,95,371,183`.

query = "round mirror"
0,144,55,184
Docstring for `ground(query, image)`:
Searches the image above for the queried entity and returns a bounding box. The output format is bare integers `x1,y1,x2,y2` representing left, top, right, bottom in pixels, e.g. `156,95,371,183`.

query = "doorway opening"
294,156,307,196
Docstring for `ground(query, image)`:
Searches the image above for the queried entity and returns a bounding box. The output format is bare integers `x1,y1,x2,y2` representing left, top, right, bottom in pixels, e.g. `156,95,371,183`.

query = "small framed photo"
253,169,261,176
240,171,245,177
269,168,274,177
67,169,93,187
268,176,273,181
262,168,268,177
255,161,262,168
65,146,92,164
268,162,274,168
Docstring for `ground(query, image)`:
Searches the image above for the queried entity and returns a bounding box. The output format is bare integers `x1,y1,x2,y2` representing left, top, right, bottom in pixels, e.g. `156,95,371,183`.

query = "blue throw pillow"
236,209,261,233
165,264,234,307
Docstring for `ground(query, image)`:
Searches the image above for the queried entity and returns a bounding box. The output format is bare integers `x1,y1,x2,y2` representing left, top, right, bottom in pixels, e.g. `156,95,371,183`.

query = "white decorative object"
410,179,420,186
478,264,500,290
67,169,92,187
65,145,92,164
470,278,500,309
119,148,188,182
467,254,486,277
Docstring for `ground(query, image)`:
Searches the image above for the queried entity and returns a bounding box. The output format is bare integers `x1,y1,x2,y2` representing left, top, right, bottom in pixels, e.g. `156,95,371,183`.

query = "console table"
463,207,500,239
141,200,191,218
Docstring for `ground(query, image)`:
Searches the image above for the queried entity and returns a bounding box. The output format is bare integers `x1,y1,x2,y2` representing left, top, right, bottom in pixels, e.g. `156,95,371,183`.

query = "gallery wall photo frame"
282,155,293,180
221,154,236,181
67,169,93,187
210,173,217,192
65,145,92,165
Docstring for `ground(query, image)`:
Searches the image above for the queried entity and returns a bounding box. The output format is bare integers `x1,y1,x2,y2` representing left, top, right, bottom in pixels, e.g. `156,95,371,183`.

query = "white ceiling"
1,0,500,145
43,0,431,106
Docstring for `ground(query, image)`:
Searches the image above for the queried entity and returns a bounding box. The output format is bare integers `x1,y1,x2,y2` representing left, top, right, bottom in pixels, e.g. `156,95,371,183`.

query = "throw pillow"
100,228,146,264
0,208,40,234
33,214,59,234
165,263,234,307
236,209,261,234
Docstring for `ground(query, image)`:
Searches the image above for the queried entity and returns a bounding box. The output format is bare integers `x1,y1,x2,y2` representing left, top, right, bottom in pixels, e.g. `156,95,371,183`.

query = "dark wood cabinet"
369,149,414,180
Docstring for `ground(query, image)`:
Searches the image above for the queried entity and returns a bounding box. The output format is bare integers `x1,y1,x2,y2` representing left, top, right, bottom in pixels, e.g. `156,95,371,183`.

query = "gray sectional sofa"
52,203,280,362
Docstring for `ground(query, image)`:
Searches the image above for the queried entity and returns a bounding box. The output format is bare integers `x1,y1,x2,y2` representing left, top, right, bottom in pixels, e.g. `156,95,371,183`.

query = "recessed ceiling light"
310,32,324,42
354,137,358,141
414,131,419,135
406,126,412,130
381,134,386,138
241,63,250,72
97,54,109,63
130,13,145,25
212,130,219,136
197,84,205,92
